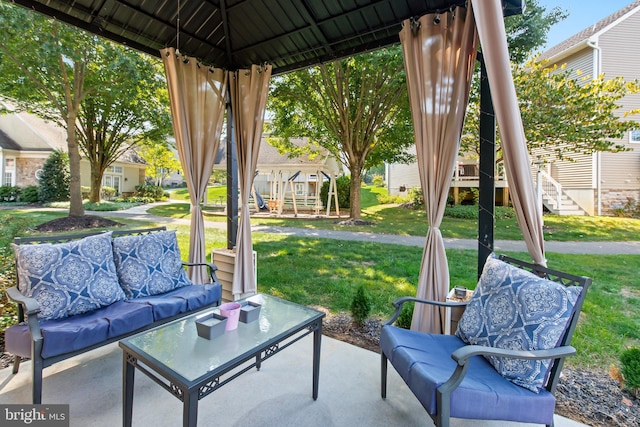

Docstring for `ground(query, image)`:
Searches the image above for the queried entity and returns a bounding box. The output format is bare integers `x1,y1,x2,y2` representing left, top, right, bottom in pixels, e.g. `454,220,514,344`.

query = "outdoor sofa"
4,226,222,404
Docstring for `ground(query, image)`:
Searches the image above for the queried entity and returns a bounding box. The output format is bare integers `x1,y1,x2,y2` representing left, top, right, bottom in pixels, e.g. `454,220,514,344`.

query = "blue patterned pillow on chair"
112,230,192,298
14,232,125,320
456,254,582,392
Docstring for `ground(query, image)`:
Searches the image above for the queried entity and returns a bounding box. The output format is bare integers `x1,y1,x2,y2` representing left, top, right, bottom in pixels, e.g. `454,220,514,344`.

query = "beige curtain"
471,0,546,266
161,47,228,283
229,65,272,296
400,7,479,333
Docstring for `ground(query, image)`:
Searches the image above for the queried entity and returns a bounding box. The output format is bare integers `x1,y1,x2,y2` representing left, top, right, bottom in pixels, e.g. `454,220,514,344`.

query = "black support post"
477,53,496,278
226,86,239,250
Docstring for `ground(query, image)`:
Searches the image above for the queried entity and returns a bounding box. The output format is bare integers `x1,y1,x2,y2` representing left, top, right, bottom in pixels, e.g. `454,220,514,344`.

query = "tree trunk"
89,168,102,203
349,166,362,220
66,115,85,216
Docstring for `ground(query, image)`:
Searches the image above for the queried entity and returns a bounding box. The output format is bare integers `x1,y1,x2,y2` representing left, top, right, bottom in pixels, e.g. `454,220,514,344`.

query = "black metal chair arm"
182,261,221,284
384,296,469,326
6,286,40,316
452,344,577,365
438,345,577,397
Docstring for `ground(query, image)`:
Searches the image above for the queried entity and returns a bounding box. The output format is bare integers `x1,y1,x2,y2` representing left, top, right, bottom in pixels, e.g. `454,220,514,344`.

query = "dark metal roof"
13,0,523,75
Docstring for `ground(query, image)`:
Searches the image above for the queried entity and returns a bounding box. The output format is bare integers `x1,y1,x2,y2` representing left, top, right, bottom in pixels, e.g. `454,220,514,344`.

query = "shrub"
320,175,350,209
408,187,423,209
350,285,371,326
18,185,39,203
0,185,21,202
620,348,640,395
101,186,117,200
81,186,91,199
376,193,409,204
38,150,70,202
372,174,385,187
134,184,165,201
396,303,413,329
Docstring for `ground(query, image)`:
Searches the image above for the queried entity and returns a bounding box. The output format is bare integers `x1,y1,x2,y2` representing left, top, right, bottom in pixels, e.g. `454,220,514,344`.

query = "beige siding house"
538,0,640,215
0,110,146,195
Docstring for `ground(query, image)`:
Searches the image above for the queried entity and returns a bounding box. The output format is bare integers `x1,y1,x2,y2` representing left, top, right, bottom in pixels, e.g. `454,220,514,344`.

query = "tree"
78,44,172,202
0,3,95,215
0,3,172,207
461,58,640,162
37,150,70,203
504,0,568,63
268,48,414,219
139,145,182,186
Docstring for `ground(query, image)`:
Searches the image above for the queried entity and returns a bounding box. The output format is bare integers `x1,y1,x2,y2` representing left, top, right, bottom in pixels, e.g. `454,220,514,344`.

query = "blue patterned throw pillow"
112,230,192,298
456,254,582,392
13,232,125,320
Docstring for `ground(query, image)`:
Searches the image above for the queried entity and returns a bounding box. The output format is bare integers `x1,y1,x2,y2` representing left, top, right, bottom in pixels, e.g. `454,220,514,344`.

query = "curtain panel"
229,64,272,296
470,0,546,266
161,47,228,283
400,7,479,333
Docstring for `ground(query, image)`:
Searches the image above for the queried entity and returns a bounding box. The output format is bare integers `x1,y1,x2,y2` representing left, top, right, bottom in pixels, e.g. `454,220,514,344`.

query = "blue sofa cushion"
112,230,192,298
4,301,154,359
456,254,582,392
13,232,125,320
126,283,221,321
381,326,556,425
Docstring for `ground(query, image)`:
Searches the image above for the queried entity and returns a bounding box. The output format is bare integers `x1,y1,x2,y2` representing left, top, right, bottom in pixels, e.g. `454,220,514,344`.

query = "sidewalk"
99,203,640,255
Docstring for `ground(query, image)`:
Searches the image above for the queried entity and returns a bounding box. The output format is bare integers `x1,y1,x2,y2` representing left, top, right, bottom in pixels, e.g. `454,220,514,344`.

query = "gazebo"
12,0,544,334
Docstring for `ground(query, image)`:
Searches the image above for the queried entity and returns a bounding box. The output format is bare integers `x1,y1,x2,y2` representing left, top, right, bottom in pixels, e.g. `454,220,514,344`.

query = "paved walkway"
97,202,640,255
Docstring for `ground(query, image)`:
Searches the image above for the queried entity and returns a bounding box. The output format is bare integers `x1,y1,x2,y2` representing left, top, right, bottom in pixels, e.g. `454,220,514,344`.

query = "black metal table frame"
120,313,323,427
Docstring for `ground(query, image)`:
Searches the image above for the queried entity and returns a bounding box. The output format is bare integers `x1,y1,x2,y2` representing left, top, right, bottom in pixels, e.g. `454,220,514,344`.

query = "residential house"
0,110,146,195
387,1,640,216
536,0,640,215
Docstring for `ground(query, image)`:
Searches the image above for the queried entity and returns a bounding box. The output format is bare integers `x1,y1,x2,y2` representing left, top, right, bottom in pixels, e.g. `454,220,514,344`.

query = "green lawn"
1,189,639,370
149,185,640,242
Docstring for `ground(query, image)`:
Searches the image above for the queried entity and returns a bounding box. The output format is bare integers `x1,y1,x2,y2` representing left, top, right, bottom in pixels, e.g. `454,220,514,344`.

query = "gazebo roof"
12,0,523,75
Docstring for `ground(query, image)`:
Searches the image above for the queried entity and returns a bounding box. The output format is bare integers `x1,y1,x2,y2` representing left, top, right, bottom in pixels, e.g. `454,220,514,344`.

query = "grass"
1,189,639,370
150,185,640,241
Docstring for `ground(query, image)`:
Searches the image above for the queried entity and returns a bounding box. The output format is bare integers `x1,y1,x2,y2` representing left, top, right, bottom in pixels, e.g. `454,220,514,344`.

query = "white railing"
536,169,562,211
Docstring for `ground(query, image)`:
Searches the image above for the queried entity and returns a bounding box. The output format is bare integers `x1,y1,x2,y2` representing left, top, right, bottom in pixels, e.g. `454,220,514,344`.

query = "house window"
113,166,123,173
4,172,13,186
294,183,305,196
631,129,640,143
5,158,15,168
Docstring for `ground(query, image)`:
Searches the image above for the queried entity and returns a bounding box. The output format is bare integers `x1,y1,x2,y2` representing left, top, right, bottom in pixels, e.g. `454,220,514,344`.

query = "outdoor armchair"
380,254,591,427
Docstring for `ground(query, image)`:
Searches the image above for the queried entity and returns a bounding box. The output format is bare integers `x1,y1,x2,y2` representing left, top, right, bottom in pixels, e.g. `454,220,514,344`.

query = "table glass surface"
121,294,321,382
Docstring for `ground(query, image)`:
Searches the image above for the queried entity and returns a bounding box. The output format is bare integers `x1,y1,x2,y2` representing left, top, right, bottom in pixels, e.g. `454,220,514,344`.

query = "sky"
537,0,636,50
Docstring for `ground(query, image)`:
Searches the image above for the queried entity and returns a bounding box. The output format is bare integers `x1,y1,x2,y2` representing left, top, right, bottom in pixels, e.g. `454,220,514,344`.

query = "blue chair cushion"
4,301,153,359
456,254,582,392
13,232,125,320
381,326,556,425
112,230,192,298
125,284,221,321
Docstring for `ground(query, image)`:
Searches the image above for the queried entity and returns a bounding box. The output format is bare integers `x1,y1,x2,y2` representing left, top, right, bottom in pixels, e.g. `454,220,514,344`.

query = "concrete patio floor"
0,335,586,427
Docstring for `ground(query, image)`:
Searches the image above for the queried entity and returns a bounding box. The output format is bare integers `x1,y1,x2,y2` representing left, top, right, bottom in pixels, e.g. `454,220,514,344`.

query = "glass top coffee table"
119,294,325,427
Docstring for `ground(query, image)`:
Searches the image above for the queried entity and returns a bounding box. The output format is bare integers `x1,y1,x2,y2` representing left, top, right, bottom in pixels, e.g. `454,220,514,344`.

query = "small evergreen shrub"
620,348,640,395
0,185,21,202
320,175,350,208
350,285,371,326
18,185,39,203
396,303,413,329
38,150,70,202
